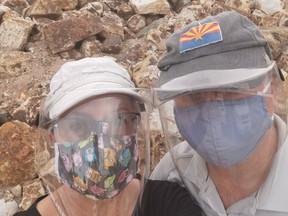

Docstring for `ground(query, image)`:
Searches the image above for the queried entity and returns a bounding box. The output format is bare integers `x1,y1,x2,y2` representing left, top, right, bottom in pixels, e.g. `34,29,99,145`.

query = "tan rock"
0,121,37,189
0,12,34,53
0,51,34,78
132,54,159,88
42,16,104,54
224,0,255,14
120,39,147,63
129,0,171,15
117,3,134,19
127,14,146,33
99,11,125,40
262,28,288,59
25,0,62,18
80,36,102,57
56,0,78,11
19,179,45,210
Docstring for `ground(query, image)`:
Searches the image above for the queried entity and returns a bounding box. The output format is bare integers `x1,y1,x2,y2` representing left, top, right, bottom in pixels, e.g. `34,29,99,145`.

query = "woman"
14,57,202,216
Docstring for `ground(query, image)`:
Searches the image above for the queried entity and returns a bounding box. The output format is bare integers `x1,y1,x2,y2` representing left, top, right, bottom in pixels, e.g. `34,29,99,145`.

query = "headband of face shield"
156,61,280,104
37,93,150,203
156,62,286,168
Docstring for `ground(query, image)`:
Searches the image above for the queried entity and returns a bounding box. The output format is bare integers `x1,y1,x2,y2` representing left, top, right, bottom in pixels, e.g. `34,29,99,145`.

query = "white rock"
10,185,22,197
0,199,18,216
256,0,283,14
129,0,170,15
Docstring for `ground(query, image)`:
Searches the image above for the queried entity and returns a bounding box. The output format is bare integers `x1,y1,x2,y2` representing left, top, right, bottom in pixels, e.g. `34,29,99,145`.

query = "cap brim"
48,87,153,119
157,60,275,102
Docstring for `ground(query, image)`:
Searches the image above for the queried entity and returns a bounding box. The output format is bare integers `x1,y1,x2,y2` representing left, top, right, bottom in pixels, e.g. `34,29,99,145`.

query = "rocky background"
0,0,288,214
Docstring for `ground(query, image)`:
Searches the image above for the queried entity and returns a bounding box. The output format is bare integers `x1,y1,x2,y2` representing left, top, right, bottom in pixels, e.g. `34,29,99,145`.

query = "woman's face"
50,94,143,201
53,94,141,143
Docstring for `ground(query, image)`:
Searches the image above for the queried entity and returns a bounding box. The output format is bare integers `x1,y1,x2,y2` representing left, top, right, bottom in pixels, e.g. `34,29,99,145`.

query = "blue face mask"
174,95,272,168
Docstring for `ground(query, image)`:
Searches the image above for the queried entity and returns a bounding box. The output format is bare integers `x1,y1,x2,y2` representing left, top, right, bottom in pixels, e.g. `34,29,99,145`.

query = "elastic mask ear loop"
46,185,68,216
258,81,275,123
260,81,272,95
54,142,60,178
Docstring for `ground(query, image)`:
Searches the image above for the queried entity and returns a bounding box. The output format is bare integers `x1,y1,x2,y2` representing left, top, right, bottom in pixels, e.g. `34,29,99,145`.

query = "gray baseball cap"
45,57,152,119
157,11,274,100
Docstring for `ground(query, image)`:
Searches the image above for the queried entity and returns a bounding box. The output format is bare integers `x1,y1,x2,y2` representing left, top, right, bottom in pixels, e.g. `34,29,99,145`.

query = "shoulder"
140,179,202,216
13,195,48,216
150,141,196,181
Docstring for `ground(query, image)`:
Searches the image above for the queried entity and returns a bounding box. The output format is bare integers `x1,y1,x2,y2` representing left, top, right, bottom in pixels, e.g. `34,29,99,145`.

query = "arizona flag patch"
179,21,223,53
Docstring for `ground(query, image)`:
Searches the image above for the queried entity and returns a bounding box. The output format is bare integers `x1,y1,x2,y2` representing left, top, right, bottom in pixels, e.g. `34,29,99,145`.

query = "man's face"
174,83,273,111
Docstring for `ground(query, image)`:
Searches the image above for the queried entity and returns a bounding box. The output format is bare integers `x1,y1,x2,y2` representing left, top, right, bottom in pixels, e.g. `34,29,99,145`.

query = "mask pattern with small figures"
55,121,138,200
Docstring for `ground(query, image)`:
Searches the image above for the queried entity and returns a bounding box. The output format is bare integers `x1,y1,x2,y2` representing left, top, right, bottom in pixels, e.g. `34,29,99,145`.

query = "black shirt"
13,195,47,216
14,180,202,216
140,180,201,216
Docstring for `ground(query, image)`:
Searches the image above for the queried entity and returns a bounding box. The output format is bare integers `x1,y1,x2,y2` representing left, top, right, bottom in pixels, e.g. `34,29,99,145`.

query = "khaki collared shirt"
150,115,288,216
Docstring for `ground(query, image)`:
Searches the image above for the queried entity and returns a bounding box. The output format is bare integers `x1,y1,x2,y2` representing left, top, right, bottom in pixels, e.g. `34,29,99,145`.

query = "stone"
19,179,45,210
120,39,147,63
10,185,22,197
80,37,102,57
0,199,18,216
42,16,104,54
278,47,288,74
262,28,288,59
80,2,104,16
255,0,283,15
56,0,78,11
98,11,125,40
0,13,34,53
101,34,122,54
0,51,34,78
168,0,191,13
2,0,29,15
0,121,37,188
131,54,158,87
225,0,256,13
0,110,13,127
117,3,134,19
0,5,11,19
25,0,62,18
129,0,171,15
127,14,146,33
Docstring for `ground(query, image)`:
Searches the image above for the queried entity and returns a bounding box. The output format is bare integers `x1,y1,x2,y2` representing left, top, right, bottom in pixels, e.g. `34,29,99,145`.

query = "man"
150,11,288,215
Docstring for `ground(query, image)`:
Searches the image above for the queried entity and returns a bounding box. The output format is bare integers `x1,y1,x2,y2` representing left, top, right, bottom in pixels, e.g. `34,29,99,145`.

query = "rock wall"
0,0,288,214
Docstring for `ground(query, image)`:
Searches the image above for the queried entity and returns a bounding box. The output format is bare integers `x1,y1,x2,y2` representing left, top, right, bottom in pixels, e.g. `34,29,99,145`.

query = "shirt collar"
182,115,288,214
257,115,288,212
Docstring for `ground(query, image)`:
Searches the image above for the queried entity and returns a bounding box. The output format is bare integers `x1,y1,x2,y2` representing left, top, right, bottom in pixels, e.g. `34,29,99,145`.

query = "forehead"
174,83,269,107
62,94,139,117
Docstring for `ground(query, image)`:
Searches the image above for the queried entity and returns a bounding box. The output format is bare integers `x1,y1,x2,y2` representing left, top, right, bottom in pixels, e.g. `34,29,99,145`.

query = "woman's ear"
49,129,55,144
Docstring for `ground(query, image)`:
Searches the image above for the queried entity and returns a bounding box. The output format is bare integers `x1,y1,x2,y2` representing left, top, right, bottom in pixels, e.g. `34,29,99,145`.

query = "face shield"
154,61,288,204
36,90,151,216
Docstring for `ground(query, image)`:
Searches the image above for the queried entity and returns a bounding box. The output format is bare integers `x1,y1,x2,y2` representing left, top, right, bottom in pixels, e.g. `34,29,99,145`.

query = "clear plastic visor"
37,91,151,216
155,61,281,105
50,95,143,142
154,64,288,213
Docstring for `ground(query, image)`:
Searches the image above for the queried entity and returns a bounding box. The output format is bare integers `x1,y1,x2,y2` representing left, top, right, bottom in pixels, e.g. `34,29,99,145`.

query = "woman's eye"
69,121,87,132
131,114,139,122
